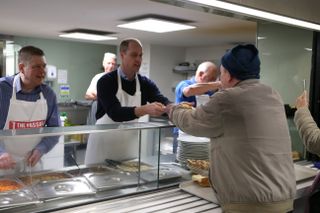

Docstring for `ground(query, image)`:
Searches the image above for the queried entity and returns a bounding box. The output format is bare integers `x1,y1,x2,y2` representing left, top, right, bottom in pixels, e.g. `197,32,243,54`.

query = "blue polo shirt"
175,77,213,106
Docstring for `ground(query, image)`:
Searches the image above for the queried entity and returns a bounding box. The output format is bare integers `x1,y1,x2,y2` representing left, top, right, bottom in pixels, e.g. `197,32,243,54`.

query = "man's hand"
135,102,166,117
0,153,16,169
165,103,175,115
26,149,42,167
295,90,308,109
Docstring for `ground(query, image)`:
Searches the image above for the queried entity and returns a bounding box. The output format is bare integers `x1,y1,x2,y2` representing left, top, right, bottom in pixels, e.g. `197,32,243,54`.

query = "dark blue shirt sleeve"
96,72,171,122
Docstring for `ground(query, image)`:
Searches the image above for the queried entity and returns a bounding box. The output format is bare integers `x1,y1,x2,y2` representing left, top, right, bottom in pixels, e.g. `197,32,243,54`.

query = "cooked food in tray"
0,179,23,192
18,172,72,185
116,161,153,172
68,165,111,176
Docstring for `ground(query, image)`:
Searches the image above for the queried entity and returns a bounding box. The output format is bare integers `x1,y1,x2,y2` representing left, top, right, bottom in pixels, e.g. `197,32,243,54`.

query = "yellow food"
179,103,193,109
192,174,210,187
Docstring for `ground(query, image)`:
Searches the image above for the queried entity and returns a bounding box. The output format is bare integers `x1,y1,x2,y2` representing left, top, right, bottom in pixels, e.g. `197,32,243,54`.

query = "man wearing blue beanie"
167,44,296,213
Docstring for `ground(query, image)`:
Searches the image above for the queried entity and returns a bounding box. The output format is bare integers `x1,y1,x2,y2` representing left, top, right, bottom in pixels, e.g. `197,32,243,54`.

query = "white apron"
85,70,148,165
2,75,47,172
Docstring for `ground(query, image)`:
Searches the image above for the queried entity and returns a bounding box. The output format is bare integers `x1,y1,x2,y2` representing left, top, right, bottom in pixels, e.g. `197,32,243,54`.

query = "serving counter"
0,120,193,212
0,120,318,212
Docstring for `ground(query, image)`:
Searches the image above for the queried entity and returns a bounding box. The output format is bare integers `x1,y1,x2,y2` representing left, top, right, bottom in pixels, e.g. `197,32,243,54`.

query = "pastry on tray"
187,159,209,176
192,174,210,187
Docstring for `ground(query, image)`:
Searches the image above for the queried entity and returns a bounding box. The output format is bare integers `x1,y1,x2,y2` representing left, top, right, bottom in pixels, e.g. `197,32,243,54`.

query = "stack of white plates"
176,134,209,168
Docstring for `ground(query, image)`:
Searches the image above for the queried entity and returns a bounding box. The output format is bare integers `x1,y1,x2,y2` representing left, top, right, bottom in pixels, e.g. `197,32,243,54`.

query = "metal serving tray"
84,170,143,191
32,177,95,199
0,178,40,208
0,189,40,208
140,166,182,182
67,165,112,177
17,171,73,186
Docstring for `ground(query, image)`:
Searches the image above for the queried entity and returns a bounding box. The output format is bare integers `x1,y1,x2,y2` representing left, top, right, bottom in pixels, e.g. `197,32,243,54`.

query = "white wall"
149,45,186,101
185,44,235,67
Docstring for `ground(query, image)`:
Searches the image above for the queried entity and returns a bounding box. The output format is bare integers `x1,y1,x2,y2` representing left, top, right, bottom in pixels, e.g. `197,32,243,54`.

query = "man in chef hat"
85,52,117,125
167,44,296,213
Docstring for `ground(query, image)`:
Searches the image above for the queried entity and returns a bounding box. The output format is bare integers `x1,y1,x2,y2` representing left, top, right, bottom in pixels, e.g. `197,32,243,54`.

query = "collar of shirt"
118,67,136,82
190,76,196,84
14,75,41,95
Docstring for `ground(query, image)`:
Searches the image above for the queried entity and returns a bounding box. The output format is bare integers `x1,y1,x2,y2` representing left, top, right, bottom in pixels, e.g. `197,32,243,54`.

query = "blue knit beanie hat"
221,44,260,80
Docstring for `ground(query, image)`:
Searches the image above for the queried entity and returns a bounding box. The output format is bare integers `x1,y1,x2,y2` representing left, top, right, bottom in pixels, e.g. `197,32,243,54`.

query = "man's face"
121,41,142,77
200,66,217,83
19,55,47,89
104,57,117,72
220,65,231,89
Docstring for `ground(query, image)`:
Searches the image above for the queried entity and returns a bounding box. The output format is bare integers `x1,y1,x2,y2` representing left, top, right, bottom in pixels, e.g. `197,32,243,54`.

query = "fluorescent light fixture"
59,32,117,41
118,18,195,33
185,0,320,31
257,36,267,40
304,48,312,51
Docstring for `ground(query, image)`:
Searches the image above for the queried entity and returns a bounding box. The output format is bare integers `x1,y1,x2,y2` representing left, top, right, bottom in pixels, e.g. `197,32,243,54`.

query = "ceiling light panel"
59,32,117,41
117,18,195,33
186,0,320,31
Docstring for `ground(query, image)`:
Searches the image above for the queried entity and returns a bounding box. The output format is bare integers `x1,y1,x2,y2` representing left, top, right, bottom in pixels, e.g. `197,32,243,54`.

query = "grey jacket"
294,107,320,156
171,79,296,207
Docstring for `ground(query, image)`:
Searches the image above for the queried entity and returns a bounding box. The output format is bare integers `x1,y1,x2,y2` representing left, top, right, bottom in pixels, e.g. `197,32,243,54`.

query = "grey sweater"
294,107,320,156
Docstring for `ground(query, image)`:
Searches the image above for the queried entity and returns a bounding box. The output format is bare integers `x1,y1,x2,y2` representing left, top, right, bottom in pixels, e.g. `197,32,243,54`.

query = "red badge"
9,120,45,129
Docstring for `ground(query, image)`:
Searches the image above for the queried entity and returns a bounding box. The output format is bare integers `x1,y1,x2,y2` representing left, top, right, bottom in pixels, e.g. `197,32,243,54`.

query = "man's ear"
18,63,24,74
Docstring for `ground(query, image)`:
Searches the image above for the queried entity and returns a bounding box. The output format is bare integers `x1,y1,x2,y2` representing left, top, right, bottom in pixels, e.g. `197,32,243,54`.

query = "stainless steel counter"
52,187,221,213
49,162,319,213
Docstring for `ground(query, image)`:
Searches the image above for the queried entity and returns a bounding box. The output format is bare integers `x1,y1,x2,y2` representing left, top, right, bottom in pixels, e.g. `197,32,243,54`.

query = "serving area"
0,120,194,212
0,120,318,212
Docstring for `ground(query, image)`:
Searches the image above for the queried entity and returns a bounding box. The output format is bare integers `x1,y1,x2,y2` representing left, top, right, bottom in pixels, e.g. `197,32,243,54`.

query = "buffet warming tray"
84,170,144,191
140,166,182,182
0,177,40,208
17,171,73,186
32,177,95,199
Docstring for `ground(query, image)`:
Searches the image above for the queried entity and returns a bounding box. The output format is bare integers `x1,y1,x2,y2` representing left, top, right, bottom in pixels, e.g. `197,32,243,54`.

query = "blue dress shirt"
0,75,61,154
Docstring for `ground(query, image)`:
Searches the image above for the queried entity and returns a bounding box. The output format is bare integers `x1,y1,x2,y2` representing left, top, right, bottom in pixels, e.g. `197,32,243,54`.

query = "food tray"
140,166,181,182
115,161,153,172
0,178,40,208
32,177,95,199
179,181,218,204
0,189,40,208
84,171,143,191
68,165,112,176
18,172,73,186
